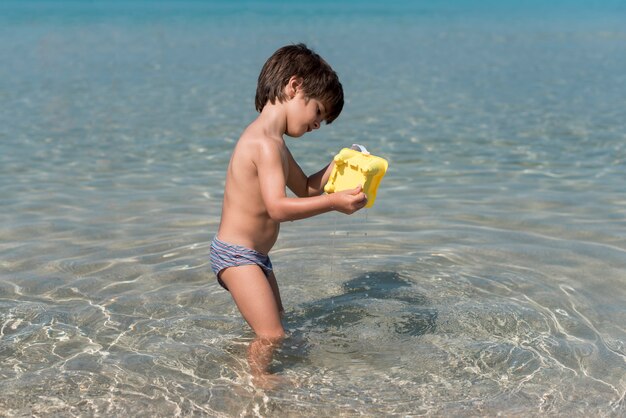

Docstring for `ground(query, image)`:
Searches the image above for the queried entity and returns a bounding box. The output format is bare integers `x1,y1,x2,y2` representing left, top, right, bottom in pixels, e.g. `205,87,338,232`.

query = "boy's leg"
219,265,284,377
266,271,284,315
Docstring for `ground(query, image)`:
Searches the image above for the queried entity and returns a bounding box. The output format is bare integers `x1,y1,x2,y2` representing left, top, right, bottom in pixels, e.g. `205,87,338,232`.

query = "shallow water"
1,1,626,416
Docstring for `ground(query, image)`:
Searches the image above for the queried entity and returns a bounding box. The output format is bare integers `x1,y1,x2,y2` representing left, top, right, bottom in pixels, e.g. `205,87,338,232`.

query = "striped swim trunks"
210,236,273,290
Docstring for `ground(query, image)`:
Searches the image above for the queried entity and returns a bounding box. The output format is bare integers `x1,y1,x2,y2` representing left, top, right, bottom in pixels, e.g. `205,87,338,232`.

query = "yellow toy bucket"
324,144,388,208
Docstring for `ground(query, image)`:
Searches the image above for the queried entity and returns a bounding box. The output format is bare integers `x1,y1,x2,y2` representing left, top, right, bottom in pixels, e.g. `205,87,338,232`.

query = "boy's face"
285,91,327,138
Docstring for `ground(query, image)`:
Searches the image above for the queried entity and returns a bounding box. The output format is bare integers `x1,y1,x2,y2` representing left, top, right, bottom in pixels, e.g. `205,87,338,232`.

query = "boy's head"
255,43,344,124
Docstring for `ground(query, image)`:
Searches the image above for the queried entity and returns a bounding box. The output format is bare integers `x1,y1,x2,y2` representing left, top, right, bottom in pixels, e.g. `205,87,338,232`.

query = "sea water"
1,1,625,416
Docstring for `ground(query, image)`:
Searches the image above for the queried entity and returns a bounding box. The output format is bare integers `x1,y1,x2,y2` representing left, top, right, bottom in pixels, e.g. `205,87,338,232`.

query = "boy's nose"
313,121,320,130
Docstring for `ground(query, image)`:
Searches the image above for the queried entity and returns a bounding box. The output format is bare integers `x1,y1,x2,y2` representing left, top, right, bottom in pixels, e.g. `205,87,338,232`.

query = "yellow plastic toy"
324,144,388,208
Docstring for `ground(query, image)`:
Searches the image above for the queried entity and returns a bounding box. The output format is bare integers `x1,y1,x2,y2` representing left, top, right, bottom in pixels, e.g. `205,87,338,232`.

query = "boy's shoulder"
233,124,287,172
239,121,286,153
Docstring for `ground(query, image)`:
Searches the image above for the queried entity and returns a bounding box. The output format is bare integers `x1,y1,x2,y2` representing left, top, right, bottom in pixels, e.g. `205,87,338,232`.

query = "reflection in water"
276,271,437,370
291,271,436,335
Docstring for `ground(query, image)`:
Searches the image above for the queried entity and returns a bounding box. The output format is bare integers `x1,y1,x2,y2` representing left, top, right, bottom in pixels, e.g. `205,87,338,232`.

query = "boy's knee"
258,327,285,343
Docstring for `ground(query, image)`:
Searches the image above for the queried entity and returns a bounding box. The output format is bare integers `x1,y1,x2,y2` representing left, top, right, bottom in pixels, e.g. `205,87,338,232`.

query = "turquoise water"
1,1,626,416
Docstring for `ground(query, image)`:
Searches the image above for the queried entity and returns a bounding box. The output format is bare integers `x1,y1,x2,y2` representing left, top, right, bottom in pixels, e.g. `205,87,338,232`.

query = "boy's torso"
217,124,288,254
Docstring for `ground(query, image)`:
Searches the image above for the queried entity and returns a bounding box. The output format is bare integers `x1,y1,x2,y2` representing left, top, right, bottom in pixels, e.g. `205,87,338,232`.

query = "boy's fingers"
339,185,362,196
352,191,367,206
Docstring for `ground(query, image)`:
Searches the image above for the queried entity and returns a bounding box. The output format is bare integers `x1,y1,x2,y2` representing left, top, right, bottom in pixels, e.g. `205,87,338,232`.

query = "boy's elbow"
268,212,286,223
266,205,289,223
304,178,323,197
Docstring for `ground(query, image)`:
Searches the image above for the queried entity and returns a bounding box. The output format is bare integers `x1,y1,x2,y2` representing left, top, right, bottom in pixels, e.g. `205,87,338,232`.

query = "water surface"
1,1,625,416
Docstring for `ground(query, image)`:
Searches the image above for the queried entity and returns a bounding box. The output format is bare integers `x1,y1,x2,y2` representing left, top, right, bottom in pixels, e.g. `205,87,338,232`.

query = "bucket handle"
351,144,370,155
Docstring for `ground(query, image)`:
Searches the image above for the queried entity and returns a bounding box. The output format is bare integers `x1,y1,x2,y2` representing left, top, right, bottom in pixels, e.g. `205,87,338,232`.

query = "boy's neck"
256,102,287,140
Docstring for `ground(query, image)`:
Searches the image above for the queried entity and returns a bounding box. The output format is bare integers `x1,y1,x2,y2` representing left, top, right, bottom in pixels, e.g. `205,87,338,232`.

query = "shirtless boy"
210,43,367,383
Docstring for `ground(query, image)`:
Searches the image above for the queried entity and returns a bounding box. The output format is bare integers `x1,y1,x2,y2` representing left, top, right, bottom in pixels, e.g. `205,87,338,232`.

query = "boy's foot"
252,373,291,390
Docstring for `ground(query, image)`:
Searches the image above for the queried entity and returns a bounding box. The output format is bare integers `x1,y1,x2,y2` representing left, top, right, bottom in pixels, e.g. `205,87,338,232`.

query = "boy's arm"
285,147,334,197
257,143,366,222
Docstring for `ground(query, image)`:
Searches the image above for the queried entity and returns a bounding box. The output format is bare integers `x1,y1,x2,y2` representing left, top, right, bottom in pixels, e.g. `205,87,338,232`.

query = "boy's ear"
286,76,304,98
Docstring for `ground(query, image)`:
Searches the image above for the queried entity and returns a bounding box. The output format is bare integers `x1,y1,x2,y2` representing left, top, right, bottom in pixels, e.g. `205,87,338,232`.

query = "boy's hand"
330,185,368,214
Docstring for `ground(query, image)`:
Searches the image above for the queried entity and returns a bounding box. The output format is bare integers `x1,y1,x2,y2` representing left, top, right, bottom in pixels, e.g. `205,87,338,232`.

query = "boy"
210,43,367,384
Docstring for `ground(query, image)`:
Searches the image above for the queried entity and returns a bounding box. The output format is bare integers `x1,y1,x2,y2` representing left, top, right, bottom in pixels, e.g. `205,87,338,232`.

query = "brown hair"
255,43,344,124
